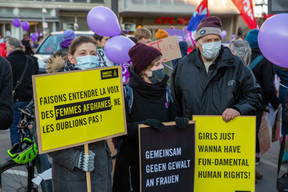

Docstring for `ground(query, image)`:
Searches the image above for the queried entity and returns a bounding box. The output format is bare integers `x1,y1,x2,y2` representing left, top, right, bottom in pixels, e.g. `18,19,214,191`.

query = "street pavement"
0,129,284,192
256,140,283,192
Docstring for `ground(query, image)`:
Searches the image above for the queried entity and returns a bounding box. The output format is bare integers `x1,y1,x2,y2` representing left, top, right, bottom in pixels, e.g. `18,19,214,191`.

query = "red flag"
232,0,257,29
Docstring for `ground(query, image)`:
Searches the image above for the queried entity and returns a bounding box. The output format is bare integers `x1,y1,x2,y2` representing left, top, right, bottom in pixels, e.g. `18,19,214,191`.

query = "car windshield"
38,34,63,54
37,33,93,54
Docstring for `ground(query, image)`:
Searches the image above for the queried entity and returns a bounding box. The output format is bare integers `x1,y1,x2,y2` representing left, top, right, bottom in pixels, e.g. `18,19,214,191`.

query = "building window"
147,0,158,4
132,0,144,4
160,0,171,4
90,0,105,2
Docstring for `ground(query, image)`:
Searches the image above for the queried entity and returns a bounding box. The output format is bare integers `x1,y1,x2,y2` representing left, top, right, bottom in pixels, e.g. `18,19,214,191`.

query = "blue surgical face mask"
147,68,165,84
76,55,99,69
200,41,221,60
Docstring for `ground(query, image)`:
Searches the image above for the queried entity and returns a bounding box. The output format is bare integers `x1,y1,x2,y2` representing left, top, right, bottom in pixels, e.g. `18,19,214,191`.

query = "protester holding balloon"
48,36,112,192
245,29,280,166
257,13,288,163
228,38,265,181
274,65,288,163
113,43,188,192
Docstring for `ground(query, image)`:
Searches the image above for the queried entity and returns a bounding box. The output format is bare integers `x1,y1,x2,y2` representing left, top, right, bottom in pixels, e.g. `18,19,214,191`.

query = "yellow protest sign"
33,66,127,154
193,116,256,192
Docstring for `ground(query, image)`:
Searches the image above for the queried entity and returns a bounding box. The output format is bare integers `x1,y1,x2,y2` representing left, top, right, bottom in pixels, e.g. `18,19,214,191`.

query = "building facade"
0,0,109,39
0,0,266,41
119,0,241,42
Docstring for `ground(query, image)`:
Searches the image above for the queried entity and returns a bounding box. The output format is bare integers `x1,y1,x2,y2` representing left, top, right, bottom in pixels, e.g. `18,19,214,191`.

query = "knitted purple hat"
63,29,76,41
195,16,222,40
129,43,162,74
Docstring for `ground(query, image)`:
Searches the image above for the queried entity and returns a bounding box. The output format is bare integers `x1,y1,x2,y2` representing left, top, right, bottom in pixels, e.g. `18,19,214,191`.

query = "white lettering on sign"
243,0,254,20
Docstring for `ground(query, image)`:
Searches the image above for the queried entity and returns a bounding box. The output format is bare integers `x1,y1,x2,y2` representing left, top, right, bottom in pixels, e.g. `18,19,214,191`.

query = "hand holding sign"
141,119,165,131
175,117,189,129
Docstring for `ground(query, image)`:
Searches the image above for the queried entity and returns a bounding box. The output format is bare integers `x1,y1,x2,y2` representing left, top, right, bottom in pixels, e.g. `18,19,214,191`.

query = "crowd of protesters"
0,15,285,192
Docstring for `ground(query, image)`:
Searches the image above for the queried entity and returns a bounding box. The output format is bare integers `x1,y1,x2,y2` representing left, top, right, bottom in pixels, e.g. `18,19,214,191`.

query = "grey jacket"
172,47,262,118
49,141,112,192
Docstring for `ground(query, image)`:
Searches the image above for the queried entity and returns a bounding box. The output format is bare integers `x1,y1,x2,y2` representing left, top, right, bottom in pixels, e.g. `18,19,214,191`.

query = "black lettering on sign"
54,97,111,120
101,68,119,80
235,191,250,192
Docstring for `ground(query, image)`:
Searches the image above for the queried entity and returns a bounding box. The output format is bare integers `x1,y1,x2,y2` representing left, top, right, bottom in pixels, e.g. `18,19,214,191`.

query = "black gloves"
140,118,189,131
175,117,189,130
141,119,164,131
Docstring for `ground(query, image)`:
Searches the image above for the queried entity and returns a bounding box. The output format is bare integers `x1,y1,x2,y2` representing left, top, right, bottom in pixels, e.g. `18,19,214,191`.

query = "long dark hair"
21,39,34,56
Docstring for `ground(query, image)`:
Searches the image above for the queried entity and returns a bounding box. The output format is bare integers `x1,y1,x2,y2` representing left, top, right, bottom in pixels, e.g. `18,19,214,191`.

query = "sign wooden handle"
84,144,92,192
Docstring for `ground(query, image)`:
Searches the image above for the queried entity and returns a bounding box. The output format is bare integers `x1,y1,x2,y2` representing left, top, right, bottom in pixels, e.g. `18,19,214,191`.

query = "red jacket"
0,43,7,57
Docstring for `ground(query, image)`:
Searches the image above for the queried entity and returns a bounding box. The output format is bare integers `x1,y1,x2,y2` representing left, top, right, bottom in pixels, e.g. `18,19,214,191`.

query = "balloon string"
163,63,173,70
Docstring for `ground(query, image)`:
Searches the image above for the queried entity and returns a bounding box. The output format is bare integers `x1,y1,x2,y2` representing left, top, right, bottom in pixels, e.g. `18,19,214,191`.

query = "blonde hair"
134,27,152,41
229,40,251,66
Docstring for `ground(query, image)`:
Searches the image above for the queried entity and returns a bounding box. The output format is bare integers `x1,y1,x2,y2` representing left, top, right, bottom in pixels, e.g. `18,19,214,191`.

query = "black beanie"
128,43,162,74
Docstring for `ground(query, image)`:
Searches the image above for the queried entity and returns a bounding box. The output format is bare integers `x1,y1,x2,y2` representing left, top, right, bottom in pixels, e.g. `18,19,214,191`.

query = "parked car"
34,31,94,73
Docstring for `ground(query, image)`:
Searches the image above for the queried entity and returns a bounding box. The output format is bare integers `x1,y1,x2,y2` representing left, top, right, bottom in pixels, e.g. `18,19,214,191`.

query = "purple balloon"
87,6,121,37
221,30,227,39
21,21,30,31
258,14,288,68
12,18,21,28
104,36,135,64
30,33,38,42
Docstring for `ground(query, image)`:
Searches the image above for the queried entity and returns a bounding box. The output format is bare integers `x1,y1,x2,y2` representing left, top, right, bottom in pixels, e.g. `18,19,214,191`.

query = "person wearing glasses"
171,16,262,122
5,37,39,146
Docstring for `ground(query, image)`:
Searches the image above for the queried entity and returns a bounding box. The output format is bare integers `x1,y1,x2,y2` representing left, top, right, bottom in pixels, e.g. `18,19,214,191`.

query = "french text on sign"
54,97,111,120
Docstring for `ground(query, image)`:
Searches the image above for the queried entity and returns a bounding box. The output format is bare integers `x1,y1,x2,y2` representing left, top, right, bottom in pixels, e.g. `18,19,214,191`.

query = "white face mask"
200,41,221,60
76,55,99,69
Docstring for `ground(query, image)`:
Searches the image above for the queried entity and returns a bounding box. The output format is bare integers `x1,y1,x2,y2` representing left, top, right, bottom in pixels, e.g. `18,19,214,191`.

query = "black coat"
113,67,178,192
250,48,280,109
6,50,38,101
172,47,262,118
0,56,13,129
